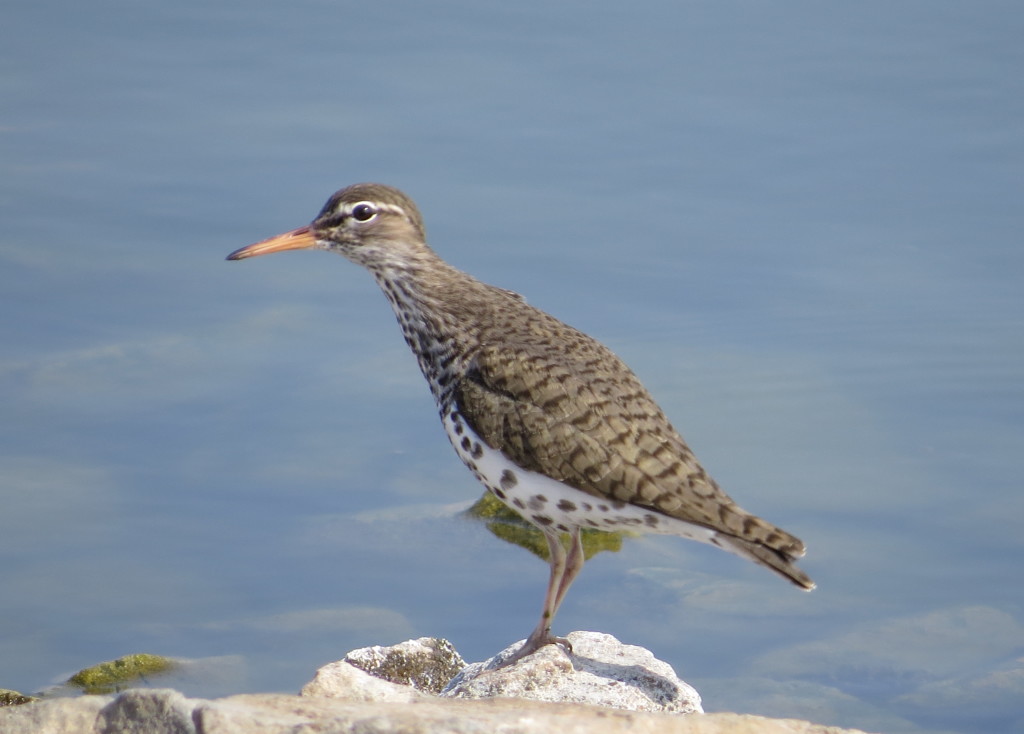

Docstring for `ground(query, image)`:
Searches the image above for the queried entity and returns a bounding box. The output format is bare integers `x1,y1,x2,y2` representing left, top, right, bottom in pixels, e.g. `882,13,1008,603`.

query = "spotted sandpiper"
227,183,814,662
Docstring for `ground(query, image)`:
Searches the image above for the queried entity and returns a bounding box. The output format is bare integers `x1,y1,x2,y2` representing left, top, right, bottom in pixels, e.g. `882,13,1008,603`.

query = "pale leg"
499,528,584,666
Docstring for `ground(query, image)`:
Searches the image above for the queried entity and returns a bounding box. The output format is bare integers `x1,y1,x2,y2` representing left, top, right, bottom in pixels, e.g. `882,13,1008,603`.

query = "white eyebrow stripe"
339,201,407,218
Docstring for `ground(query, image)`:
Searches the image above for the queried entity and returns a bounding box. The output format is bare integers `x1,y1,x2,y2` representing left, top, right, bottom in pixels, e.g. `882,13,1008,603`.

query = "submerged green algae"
466,491,626,560
67,653,176,694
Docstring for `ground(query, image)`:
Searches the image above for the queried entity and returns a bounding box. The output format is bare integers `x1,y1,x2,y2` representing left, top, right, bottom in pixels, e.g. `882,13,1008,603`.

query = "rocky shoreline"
1,632,874,734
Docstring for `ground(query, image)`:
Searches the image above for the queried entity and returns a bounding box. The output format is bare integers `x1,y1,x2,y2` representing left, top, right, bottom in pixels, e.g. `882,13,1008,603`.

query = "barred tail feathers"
718,534,816,590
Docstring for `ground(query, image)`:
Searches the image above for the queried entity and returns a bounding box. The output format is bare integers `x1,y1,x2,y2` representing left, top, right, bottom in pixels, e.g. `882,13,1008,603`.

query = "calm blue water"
2,3,1022,732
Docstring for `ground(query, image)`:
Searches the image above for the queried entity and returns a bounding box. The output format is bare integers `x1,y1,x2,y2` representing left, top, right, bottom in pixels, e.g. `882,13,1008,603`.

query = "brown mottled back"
443,283,809,573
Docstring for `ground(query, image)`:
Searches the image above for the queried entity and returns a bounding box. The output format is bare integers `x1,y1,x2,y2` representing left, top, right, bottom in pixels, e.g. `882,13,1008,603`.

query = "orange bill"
226,226,317,261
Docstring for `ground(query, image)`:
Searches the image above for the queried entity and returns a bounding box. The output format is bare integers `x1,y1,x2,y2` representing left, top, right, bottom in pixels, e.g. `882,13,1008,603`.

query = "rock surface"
0,689,37,706
343,636,465,694
299,635,465,702
299,657,429,703
443,631,703,713
0,633,878,733
0,688,877,734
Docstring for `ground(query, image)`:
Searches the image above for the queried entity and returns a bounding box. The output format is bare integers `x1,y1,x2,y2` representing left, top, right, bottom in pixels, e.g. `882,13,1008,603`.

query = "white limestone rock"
0,634,881,733
442,630,703,714
299,659,428,702
0,693,110,734
96,688,196,733
300,636,464,702
342,636,465,694
0,689,879,734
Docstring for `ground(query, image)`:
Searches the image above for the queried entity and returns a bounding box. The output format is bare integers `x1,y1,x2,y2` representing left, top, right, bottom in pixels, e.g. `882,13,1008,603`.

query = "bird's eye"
351,203,378,222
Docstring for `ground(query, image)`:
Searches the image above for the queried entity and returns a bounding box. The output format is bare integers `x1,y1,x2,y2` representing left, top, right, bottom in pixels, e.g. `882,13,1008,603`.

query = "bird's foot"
491,628,573,670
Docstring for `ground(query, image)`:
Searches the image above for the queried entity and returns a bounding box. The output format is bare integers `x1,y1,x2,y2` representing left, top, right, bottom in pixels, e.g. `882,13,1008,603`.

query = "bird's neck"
369,259,487,406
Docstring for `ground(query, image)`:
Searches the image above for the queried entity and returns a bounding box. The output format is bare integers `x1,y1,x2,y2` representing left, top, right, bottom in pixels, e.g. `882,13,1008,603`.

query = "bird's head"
227,183,429,271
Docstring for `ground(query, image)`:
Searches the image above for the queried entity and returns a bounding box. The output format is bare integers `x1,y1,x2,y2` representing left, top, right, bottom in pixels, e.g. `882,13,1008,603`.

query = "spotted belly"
441,410,719,545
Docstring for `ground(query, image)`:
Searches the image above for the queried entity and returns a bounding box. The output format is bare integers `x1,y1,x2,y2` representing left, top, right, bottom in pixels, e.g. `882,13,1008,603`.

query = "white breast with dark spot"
441,410,720,545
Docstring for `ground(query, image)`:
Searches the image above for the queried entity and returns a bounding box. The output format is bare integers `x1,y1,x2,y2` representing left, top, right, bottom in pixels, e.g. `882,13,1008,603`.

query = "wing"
452,314,811,584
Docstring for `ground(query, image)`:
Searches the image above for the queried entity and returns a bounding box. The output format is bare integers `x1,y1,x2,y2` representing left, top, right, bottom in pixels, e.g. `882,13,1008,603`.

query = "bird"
227,182,814,663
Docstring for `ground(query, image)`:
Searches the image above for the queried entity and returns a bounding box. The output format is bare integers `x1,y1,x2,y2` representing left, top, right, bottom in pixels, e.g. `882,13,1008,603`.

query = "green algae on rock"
0,689,37,706
67,653,176,694
344,638,465,694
